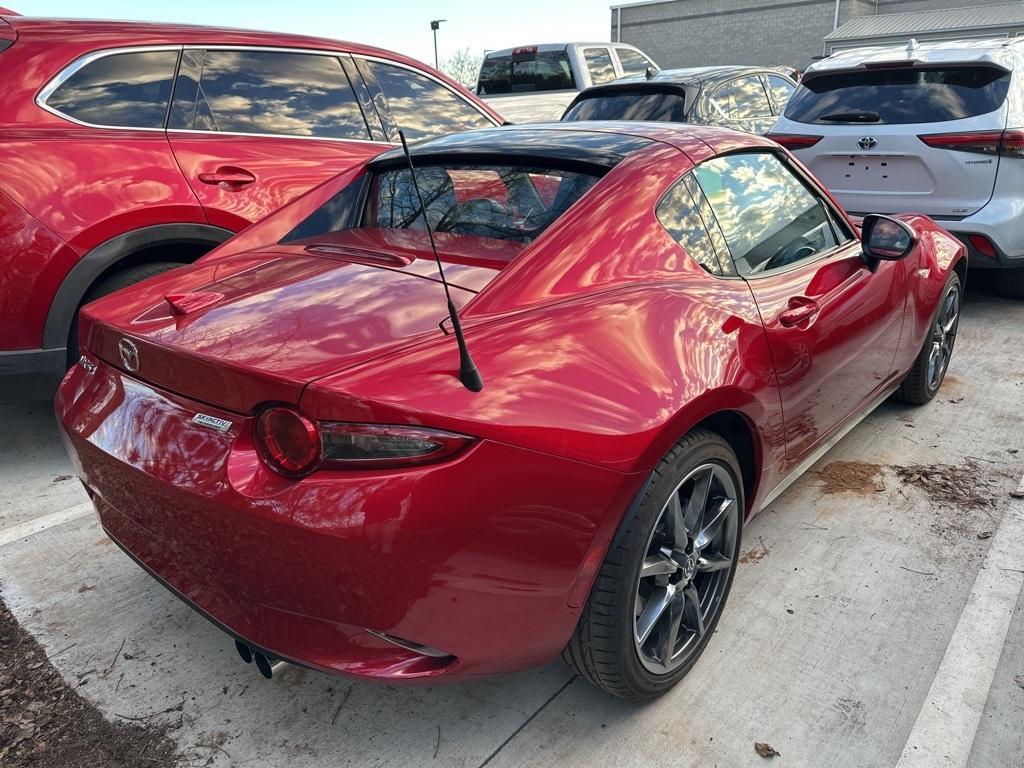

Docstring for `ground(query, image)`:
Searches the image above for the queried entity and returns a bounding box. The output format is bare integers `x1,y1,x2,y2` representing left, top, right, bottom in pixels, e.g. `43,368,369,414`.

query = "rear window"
478,50,576,95
370,164,598,244
563,90,687,122
785,65,1011,125
285,163,600,246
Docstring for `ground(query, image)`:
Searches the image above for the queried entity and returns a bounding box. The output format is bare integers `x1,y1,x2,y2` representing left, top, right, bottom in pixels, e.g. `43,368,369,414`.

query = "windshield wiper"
818,110,881,123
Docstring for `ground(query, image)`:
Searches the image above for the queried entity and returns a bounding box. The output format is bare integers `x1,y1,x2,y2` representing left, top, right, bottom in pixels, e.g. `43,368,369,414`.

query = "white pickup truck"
476,42,659,123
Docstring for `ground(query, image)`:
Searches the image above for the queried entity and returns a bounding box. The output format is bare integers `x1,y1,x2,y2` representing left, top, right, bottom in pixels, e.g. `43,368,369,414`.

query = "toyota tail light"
765,133,823,150
918,129,1024,158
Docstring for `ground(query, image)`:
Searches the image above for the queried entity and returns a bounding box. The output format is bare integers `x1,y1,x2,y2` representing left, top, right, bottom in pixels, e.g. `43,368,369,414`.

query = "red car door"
166,48,390,232
691,151,907,460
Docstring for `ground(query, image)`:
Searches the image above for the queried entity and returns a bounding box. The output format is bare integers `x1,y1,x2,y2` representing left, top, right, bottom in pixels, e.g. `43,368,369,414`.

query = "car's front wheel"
563,429,743,700
895,270,961,405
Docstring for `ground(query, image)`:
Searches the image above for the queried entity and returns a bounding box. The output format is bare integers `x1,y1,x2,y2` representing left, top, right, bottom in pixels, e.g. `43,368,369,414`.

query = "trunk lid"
82,230,514,412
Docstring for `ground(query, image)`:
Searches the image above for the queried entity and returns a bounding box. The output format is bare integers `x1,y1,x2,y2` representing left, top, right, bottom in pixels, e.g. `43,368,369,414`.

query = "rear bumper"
56,353,639,682
0,347,66,402
934,198,1024,269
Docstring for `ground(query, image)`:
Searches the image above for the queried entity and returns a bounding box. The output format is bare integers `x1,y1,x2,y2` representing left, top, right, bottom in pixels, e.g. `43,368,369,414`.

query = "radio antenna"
397,130,483,392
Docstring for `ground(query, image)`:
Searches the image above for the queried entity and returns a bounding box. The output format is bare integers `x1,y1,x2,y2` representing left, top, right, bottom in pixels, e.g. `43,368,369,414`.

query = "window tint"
46,50,178,128
708,76,772,120
364,61,492,143
616,47,654,78
477,50,576,94
169,50,368,139
693,153,839,275
563,90,687,122
583,48,616,85
785,66,1011,125
657,175,725,275
767,75,795,113
370,163,598,244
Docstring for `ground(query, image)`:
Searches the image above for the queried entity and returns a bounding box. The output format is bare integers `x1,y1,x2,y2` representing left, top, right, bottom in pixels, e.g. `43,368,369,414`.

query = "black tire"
562,428,744,700
66,261,184,367
996,267,1024,300
895,270,961,405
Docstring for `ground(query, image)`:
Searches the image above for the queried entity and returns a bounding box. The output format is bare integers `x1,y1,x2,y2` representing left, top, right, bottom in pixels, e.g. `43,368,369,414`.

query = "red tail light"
918,129,1024,158
255,407,474,478
255,407,320,478
766,133,823,150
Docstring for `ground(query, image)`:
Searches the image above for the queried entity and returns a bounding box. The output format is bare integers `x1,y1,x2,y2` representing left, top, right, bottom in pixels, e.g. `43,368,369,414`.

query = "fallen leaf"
977,531,994,540
755,742,780,758
1014,675,1024,690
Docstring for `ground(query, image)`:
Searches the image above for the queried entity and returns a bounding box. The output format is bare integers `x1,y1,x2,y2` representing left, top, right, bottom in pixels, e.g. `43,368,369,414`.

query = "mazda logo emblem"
118,338,140,372
858,136,878,150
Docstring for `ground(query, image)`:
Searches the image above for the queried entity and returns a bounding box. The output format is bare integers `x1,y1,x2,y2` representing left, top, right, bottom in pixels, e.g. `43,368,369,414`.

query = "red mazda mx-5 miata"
57,123,964,700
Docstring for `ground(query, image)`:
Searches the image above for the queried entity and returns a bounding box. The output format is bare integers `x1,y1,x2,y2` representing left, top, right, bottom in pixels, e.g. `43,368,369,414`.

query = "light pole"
430,19,446,69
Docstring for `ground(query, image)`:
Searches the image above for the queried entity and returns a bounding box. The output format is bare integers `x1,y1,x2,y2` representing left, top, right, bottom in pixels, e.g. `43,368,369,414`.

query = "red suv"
0,13,502,401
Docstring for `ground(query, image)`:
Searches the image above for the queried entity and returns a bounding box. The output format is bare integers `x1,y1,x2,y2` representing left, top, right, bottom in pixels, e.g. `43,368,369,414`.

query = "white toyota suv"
769,38,1024,297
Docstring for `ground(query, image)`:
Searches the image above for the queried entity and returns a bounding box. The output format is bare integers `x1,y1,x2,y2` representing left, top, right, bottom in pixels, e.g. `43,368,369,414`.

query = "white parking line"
895,496,1024,768
0,503,95,548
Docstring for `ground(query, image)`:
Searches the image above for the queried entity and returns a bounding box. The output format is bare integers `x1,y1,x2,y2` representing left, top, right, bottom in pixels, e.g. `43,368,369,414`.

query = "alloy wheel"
927,282,960,392
634,463,739,674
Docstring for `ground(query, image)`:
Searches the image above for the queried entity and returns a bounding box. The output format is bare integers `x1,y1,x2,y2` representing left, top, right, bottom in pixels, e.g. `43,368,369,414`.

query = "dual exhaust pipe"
235,639,287,679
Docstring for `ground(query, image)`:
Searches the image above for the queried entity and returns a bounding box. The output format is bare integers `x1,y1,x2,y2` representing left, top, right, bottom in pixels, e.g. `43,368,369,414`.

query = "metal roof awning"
825,3,1024,45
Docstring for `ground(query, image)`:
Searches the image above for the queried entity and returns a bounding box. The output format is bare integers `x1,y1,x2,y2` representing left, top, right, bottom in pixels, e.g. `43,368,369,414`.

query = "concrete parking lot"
1,281,1022,768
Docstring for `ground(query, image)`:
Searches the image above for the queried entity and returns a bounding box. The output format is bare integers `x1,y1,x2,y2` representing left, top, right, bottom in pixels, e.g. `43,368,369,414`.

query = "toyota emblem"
858,136,878,150
118,338,140,372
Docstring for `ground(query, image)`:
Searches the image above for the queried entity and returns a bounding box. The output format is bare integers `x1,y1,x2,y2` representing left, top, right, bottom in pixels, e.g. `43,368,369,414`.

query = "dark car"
561,66,796,135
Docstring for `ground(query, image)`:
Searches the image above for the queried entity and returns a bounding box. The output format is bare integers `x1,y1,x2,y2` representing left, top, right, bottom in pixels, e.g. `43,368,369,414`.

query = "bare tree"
442,47,483,89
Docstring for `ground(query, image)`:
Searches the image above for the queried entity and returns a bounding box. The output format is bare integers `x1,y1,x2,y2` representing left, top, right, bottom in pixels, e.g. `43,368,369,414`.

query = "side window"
708,76,773,120
44,50,178,128
168,50,369,139
362,60,493,142
615,47,654,78
693,153,840,275
656,174,729,276
766,75,795,114
583,48,616,85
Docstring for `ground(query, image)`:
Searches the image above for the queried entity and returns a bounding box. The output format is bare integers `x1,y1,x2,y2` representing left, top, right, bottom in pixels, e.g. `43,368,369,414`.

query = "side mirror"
862,214,916,261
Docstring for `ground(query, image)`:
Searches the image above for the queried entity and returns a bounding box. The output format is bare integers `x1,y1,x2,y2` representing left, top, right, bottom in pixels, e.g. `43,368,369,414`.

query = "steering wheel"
761,240,817,272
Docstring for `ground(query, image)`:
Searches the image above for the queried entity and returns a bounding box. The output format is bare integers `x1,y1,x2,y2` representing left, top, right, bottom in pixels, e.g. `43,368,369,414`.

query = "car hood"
81,237,506,413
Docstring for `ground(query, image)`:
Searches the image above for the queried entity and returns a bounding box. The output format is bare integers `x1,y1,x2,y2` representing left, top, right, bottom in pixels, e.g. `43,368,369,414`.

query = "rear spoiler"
803,58,1011,84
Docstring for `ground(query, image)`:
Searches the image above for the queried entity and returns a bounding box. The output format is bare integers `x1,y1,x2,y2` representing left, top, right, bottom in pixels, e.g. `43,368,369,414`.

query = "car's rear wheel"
562,429,743,700
67,261,184,367
997,267,1024,300
895,271,961,405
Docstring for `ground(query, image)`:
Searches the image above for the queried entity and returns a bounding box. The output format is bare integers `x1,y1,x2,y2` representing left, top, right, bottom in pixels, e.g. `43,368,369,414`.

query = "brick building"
610,0,1022,69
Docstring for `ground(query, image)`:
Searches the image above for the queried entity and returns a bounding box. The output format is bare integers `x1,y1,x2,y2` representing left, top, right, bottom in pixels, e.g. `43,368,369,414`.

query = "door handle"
197,166,256,190
779,297,820,327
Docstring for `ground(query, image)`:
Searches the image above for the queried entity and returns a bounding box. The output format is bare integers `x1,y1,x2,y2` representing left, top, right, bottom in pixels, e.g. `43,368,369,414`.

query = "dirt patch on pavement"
0,584,179,768
895,460,997,510
815,461,885,496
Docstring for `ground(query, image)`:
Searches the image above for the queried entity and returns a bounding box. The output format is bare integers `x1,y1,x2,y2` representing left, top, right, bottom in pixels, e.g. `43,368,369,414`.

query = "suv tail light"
766,133,823,150
918,129,1024,158
254,406,474,478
